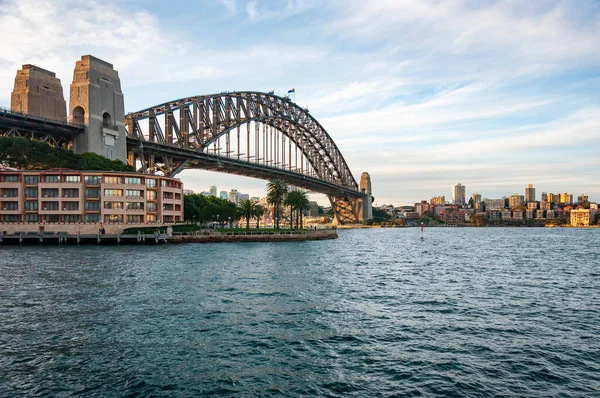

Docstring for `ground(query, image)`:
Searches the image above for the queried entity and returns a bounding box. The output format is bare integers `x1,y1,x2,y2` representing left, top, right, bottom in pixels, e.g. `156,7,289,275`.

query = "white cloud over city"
1,0,599,204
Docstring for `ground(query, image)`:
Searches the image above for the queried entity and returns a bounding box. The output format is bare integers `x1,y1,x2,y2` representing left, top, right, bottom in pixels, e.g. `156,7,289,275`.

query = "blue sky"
1,0,599,205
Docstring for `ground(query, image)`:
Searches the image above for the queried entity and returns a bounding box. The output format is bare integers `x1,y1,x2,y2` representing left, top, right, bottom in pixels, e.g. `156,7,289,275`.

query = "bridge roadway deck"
0,108,83,139
127,138,363,198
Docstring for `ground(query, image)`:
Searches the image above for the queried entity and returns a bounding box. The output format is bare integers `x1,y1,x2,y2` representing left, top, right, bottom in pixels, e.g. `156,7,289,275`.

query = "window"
85,214,100,223
84,176,101,185
63,175,80,183
3,215,20,222
146,214,158,223
41,202,59,211
175,193,181,200
146,203,157,212
126,189,143,198
85,189,100,198
24,189,38,198
3,202,18,211
63,189,79,198
163,204,173,211
146,179,156,188
161,180,167,187
25,214,39,223
126,215,143,223
24,175,39,185
43,175,59,183
126,202,144,211
2,175,19,183
64,215,81,223
146,190,157,201
104,202,123,210
85,202,101,211
2,189,18,198
104,214,123,223
41,189,59,198
42,215,60,223
25,202,38,211
104,189,123,197
163,192,174,200
63,202,79,211
104,176,122,184
125,177,142,185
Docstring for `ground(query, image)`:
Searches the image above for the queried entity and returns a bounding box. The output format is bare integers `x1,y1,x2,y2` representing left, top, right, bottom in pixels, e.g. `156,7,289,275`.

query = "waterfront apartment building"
0,169,183,225
525,184,535,203
570,208,593,227
452,183,466,206
483,198,505,209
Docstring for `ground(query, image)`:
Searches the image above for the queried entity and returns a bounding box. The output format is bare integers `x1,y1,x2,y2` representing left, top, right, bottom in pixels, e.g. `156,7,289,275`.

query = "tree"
267,179,289,228
468,197,474,209
237,199,257,229
255,204,266,228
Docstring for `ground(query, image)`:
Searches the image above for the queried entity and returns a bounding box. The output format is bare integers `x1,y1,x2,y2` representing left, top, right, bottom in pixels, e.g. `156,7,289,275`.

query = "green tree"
285,190,310,229
254,204,266,228
237,199,257,229
267,179,289,228
468,197,474,209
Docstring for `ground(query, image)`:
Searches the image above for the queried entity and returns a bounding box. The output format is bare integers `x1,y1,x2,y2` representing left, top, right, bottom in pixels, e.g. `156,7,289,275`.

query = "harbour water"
1,228,598,396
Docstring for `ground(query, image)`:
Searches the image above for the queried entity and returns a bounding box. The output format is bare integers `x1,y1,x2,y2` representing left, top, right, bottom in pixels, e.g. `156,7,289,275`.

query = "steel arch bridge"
125,91,371,224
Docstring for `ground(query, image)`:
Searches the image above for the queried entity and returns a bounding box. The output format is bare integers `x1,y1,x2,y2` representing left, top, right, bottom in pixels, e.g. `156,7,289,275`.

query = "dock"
0,231,169,245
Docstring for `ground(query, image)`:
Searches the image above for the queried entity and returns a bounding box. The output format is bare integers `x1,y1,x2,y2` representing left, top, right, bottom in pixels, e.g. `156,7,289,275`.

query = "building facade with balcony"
0,169,183,232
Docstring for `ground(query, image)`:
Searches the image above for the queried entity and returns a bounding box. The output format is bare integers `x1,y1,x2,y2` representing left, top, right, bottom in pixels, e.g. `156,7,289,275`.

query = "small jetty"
0,231,169,245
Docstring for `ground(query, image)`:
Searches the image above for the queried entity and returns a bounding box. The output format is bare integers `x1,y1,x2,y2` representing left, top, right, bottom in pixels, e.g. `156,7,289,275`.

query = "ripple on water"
0,229,599,397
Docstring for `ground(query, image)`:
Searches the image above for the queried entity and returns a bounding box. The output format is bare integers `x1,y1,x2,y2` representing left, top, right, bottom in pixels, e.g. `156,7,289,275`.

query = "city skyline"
1,1,599,204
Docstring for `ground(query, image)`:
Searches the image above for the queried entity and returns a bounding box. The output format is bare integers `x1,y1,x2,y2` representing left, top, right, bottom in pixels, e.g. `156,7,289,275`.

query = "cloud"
219,0,236,14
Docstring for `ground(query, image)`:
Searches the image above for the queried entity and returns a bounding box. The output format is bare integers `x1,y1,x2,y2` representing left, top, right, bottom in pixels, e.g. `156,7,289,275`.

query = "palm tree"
267,179,289,228
295,190,311,229
237,199,257,229
284,192,297,228
254,204,265,228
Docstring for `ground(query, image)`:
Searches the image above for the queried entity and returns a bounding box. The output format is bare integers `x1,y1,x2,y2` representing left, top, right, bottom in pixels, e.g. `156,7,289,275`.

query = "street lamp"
275,216,278,229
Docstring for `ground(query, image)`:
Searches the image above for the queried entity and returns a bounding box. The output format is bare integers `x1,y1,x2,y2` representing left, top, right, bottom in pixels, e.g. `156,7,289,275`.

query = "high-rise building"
219,191,228,200
541,192,548,202
452,183,466,206
560,193,573,205
471,193,482,208
430,196,445,205
577,194,588,204
238,193,249,203
209,186,217,196
228,189,239,204
525,184,535,203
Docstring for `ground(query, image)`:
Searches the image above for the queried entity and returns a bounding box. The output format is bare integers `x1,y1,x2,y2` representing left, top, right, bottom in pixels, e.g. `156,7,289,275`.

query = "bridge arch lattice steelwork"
125,91,368,223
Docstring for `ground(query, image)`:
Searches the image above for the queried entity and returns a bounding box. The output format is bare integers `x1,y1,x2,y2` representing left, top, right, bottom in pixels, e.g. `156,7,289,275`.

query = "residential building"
486,209,501,221
527,201,539,210
525,184,535,203
547,193,560,204
483,198,505,209
308,201,319,217
209,186,217,196
540,201,552,210
414,200,429,216
430,196,445,206
512,211,524,220
502,210,512,220
471,193,482,208
570,208,592,227
452,183,465,206
525,209,535,219
0,169,183,226
536,209,545,219
590,203,598,210
509,194,524,208
577,194,588,204
560,193,573,205
541,192,548,202
219,191,228,200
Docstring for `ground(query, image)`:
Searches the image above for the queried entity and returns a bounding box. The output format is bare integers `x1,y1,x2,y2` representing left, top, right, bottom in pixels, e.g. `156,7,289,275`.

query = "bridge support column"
69,55,127,162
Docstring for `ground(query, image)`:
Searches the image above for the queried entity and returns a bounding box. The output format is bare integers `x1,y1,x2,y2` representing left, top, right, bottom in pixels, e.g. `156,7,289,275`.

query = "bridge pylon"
69,55,127,162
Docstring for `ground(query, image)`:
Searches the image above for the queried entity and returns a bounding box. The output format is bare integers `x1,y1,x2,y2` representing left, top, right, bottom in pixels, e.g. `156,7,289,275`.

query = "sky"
1,0,599,206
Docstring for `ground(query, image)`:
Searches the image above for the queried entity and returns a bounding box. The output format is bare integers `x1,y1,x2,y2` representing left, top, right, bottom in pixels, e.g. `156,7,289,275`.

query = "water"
1,228,599,397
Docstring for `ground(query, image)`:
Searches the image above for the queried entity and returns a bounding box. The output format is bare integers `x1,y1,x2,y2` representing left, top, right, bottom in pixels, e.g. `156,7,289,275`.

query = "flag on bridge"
268,90,275,94
288,88,295,93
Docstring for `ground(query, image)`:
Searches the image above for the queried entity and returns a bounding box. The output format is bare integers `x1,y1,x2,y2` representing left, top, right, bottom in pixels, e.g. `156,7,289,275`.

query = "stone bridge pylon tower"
69,55,127,162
